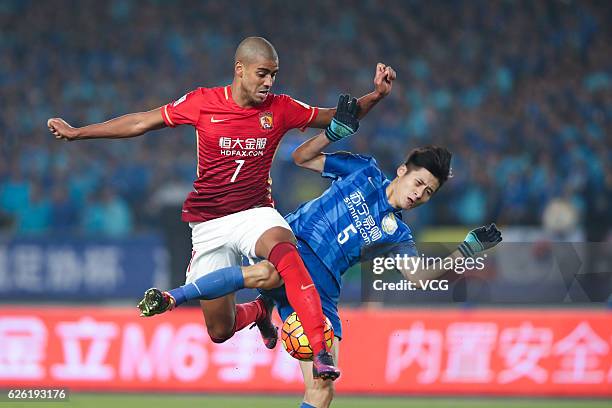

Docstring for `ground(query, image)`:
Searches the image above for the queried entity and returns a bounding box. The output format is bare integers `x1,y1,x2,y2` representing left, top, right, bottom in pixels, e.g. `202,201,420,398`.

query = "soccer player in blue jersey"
139,95,502,407
262,96,501,408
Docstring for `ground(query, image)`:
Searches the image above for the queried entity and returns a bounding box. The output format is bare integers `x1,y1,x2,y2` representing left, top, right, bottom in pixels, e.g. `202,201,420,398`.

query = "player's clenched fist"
47,118,79,141
458,223,503,258
373,62,396,98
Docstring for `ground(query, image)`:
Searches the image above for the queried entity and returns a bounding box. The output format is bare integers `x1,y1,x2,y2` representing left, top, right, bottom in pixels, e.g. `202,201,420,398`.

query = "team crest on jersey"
382,213,398,235
259,112,274,130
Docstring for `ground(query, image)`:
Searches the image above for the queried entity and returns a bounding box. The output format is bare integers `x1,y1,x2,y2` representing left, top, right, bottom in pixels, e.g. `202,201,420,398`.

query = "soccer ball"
281,312,334,361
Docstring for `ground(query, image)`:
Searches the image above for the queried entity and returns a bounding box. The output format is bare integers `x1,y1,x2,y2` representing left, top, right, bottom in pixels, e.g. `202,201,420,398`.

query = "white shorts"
185,207,291,284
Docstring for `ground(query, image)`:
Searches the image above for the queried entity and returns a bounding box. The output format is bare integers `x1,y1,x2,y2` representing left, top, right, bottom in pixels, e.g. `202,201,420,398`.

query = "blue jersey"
285,152,417,280
263,152,418,338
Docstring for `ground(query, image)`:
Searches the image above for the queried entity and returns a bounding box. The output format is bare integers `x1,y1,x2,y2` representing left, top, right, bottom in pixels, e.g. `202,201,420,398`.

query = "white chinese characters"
0,317,47,379
219,137,267,157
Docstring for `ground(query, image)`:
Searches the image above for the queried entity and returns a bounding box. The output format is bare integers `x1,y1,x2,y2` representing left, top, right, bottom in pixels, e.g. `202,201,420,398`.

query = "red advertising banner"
1,306,611,396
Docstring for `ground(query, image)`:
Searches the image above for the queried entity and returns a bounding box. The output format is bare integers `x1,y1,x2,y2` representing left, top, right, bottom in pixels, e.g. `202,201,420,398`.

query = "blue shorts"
260,239,342,339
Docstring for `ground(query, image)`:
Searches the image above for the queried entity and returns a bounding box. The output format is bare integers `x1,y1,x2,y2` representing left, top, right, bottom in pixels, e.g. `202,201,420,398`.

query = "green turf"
10,394,612,408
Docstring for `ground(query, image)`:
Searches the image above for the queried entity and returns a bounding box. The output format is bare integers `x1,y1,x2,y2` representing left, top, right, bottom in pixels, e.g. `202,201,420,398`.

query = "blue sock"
300,403,316,408
168,266,244,306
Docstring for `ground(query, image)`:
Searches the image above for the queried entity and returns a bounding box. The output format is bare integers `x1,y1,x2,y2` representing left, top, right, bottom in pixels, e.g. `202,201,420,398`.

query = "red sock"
234,299,264,332
268,242,326,355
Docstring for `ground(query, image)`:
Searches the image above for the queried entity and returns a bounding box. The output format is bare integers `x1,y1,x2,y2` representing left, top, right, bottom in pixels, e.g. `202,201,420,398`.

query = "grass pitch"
10,393,612,408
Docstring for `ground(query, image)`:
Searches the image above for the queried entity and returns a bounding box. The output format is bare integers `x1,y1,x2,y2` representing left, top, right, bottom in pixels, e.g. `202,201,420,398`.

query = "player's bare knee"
256,260,275,279
206,322,235,343
254,261,282,289
207,329,234,343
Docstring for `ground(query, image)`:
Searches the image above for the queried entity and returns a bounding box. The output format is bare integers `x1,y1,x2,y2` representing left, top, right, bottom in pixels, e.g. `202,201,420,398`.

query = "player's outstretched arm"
293,94,359,173
47,108,166,141
308,63,396,128
399,224,503,289
291,132,331,173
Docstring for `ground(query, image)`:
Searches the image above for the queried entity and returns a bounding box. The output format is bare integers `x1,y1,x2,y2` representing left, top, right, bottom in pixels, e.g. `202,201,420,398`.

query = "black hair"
403,146,452,188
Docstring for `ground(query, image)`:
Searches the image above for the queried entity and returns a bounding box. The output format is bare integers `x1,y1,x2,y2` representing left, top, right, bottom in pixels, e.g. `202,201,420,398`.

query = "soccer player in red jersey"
48,37,395,380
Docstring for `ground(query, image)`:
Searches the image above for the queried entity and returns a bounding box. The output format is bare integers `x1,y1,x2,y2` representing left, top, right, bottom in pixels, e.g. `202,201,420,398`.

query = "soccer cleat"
312,349,340,381
138,288,175,317
250,294,278,349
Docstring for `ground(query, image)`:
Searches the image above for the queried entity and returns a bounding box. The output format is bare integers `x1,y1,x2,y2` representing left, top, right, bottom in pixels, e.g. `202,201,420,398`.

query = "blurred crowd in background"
1,0,610,240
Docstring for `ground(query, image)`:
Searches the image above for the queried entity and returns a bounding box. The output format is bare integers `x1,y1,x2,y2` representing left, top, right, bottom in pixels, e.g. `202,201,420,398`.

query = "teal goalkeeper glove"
458,223,503,257
325,94,360,142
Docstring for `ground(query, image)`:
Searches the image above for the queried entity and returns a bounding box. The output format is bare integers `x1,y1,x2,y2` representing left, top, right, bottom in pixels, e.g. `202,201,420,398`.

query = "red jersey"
161,86,319,222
